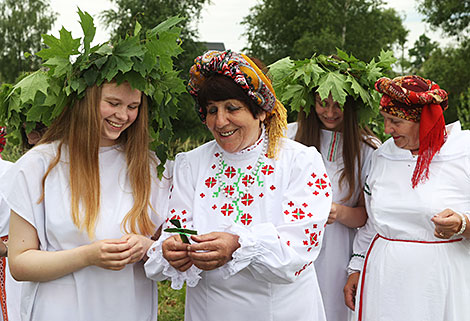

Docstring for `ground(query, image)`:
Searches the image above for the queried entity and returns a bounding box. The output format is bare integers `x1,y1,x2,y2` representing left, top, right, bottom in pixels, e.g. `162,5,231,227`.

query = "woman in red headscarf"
344,75,470,321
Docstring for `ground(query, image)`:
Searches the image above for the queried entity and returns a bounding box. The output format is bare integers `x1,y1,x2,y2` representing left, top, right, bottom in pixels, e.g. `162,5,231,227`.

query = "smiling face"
205,99,266,153
380,111,420,153
314,94,344,131
99,82,141,147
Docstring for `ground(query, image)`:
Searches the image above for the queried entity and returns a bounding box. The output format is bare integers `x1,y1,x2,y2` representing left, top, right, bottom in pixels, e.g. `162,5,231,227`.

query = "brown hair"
38,82,156,238
295,95,378,202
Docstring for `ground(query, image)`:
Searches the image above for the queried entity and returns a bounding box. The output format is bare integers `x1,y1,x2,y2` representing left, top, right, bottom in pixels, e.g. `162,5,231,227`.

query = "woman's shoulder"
278,137,322,161
174,140,217,166
17,141,60,165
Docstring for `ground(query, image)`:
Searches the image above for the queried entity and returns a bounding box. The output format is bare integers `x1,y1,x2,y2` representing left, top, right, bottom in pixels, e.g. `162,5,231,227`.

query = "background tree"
417,0,470,38
101,0,211,141
408,34,438,73
417,0,470,123
0,0,56,83
242,0,407,64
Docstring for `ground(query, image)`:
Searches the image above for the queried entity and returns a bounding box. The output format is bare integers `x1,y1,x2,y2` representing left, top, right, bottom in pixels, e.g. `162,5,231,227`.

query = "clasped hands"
87,234,154,271
162,232,240,272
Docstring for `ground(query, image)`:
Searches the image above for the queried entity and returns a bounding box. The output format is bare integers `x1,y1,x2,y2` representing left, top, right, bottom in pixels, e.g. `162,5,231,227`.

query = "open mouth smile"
106,120,124,128
219,129,237,137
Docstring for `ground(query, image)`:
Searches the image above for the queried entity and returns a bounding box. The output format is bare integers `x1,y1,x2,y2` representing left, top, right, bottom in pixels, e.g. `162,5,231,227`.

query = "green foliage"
408,34,439,74
242,0,407,64
421,39,470,123
0,10,186,167
417,0,470,37
0,0,56,83
101,0,211,141
457,88,470,130
269,49,396,125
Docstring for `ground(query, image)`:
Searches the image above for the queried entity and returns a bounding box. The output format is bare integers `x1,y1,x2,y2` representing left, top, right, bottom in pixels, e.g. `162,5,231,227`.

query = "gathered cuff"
145,240,203,290
219,224,262,279
348,254,365,273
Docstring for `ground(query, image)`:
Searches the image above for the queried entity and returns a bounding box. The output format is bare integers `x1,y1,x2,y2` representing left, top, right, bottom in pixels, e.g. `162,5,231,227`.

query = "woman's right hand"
162,235,193,272
86,239,133,271
344,272,360,311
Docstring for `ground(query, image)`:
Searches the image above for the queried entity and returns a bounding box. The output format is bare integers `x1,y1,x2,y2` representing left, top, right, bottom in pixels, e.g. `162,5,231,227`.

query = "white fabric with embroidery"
145,135,332,321
0,142,169,321
352,122,470,320
287,122,375,321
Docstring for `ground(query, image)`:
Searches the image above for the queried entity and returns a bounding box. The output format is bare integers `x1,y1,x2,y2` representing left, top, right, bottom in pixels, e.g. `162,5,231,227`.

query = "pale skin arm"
432,208,470,239
8,210,149,282
327,193,367,228
344,271,360,311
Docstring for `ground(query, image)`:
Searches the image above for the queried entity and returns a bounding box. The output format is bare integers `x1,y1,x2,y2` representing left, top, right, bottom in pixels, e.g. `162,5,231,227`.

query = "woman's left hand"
120,234,154,263
431,209,465,239
187,232,240,271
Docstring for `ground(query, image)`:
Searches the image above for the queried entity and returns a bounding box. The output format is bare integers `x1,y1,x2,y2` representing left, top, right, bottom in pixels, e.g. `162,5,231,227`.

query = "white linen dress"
351,121,470,321
287,123,376,321
145,133,332,321
0,142,169,321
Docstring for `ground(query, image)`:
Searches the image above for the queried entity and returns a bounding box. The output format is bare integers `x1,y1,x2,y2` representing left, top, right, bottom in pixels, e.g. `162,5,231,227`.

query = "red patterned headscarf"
188,50,287,159
375,75,448,188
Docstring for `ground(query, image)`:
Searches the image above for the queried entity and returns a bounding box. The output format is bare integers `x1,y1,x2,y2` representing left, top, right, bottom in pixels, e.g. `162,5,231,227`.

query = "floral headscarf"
188,50,287,158
375,75,448,188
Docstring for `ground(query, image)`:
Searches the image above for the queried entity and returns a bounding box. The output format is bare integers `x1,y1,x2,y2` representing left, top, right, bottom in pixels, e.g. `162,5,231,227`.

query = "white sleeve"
348,152,378,273
220,146,331,284
145,153,202,290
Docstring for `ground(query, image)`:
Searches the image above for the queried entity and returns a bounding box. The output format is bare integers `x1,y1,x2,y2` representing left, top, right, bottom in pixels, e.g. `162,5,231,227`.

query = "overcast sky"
49,0,449,53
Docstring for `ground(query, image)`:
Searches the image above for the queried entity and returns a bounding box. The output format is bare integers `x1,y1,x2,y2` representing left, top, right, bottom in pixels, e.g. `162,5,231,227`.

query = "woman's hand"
327,202,340,224
344,272,360,311
432,208,468,239
86,239,133,271
162,235,193,272
328,193,368,228
187,232,240,271
121,234,154,264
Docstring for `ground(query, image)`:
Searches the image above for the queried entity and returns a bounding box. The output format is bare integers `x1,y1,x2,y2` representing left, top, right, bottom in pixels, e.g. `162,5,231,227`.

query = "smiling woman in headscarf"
145,50,333,321
344,75,470,321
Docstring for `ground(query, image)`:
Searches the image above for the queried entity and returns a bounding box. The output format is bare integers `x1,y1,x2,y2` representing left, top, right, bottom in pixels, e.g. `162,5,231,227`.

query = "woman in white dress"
345,75,470,321
276,53,381,321
0,15,175,320
145,50,332,321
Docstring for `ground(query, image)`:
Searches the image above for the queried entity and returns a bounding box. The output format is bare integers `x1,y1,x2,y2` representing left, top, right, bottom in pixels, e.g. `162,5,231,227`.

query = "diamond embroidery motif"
261,165,274,175
240,213,252,225
315,178,328,190
205,177,216,188
224,166,236,178
242,175,255,187
221,204,234,216
292,208,305,220
241,193,254,206
224,185,235,196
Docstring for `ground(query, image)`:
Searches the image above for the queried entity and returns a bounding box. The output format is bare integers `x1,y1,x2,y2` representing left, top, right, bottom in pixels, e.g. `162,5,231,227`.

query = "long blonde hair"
38,82,156,238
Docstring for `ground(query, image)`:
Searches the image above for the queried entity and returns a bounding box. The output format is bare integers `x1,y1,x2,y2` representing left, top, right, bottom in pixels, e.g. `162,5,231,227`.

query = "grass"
158,280,186,321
